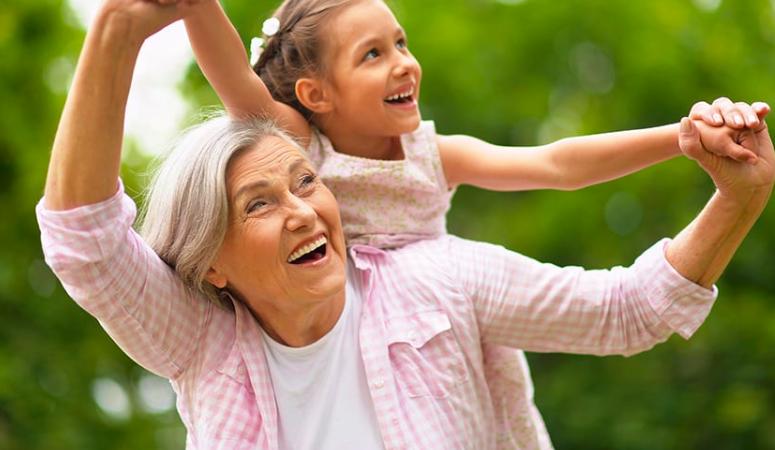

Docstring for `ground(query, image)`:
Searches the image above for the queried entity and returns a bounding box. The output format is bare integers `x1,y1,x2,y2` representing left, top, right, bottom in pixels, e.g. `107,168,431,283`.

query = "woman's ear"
205,267,228,289
296,77,334,114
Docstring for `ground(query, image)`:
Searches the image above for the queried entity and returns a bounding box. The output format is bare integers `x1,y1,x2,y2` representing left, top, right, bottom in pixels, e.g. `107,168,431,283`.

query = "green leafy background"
2,0,774,448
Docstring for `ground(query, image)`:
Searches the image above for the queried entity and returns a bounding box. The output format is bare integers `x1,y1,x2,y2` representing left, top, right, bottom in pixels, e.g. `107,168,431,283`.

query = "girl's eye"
364,48,379,61
396,38,406,49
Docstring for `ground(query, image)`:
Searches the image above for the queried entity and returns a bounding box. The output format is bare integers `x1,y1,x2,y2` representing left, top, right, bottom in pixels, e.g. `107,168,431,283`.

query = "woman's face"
207,137,347,318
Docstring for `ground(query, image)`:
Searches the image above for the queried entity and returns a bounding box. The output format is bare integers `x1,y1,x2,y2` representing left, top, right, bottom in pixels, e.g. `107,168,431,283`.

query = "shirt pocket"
386,309,469,398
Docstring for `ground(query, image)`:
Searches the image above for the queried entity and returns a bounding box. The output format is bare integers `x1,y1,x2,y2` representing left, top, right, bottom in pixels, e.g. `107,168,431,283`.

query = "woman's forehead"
228,139,309,187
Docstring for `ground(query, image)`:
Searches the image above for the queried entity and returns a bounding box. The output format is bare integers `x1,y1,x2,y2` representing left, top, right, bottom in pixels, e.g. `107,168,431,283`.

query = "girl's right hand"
100,0,198,39
689,97,770,129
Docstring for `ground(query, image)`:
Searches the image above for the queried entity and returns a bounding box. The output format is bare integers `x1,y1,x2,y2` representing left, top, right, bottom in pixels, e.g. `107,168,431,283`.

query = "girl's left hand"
689,97,770,129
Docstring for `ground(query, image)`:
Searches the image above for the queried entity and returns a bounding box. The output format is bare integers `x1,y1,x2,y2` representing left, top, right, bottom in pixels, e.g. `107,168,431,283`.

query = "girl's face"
321,0,422,138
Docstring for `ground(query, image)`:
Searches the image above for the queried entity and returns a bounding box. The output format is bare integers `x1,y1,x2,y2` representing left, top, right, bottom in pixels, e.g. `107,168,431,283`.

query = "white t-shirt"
260,260,385,450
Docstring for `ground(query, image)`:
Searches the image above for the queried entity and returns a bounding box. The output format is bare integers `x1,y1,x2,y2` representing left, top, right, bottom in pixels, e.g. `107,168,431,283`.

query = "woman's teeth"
288,236,328,263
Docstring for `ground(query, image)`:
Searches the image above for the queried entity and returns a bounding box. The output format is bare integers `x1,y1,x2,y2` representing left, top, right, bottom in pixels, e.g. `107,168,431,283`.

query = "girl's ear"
296,77,334,114
205,266,228,289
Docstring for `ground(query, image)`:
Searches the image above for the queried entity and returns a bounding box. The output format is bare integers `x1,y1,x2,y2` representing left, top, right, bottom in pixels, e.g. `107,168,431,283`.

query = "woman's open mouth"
287,235,328,264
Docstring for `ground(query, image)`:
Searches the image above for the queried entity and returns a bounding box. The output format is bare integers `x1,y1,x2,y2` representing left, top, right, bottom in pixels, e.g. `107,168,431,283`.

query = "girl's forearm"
45,9,142,210
184,0,269,116
550,124,681,190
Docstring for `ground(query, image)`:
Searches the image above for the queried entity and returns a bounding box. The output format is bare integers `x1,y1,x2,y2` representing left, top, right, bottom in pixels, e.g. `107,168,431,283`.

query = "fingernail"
680,118,692,133
747,114,757,124
734,115,744,126
713,114,723,124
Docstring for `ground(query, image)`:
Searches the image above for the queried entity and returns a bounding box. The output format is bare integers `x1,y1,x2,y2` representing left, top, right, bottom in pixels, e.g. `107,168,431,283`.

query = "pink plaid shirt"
37,185,716,450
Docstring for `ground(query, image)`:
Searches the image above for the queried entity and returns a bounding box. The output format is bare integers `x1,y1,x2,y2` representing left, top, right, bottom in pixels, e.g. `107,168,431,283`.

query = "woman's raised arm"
44,0,192,210
667,117,774,288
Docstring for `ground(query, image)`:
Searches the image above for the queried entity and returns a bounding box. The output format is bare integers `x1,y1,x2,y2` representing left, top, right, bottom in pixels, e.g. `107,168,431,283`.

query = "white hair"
139,114,303,306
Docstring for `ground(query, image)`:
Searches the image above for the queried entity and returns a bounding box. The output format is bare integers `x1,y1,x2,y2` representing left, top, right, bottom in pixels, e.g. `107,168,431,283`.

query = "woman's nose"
285,195,316,231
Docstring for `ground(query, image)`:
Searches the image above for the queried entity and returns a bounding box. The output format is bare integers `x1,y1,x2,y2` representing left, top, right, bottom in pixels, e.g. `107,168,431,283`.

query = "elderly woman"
38,1,773,449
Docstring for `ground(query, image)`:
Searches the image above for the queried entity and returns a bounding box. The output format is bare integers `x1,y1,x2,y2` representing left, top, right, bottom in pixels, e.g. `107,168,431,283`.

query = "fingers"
678,118,707,162
753,102,771,127
689,101,724,126
722,140,758,165
711,97,761,129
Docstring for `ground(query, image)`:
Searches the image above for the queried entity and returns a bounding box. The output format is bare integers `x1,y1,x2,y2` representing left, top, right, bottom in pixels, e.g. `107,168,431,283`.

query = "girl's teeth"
387,87,414,101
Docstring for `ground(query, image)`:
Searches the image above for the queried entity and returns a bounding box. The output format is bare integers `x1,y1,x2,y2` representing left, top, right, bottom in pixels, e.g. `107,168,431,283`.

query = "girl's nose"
392,52,417,77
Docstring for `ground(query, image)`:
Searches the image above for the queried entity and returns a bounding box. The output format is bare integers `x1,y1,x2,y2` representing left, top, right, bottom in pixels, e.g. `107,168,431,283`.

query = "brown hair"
253,0,358,121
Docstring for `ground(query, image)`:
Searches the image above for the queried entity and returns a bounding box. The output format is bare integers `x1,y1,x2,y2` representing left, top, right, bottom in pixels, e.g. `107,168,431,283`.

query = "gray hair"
138,114,303,306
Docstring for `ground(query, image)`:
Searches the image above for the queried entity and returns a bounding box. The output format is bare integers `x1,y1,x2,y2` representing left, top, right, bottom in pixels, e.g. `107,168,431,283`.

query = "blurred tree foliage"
3,0,774,448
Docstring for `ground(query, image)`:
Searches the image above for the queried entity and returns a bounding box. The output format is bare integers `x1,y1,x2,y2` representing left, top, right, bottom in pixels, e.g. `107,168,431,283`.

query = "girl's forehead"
327,1,401,47
329,0,398,32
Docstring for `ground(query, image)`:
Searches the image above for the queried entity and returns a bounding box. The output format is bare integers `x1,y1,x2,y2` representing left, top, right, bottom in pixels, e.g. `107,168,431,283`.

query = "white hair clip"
250,18,281,66
250,37,265,66
262,17,281,37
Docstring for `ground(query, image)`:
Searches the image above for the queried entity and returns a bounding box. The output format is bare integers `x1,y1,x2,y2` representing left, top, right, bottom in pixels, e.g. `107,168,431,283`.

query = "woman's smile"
287,233,329,265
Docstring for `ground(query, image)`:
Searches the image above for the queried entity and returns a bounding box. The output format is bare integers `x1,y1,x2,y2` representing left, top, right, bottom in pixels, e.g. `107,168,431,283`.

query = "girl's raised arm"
183,0,310,139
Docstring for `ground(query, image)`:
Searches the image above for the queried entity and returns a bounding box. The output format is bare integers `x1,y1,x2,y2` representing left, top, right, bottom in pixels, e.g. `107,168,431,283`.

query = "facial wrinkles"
228,147,309,218
220,142,322,297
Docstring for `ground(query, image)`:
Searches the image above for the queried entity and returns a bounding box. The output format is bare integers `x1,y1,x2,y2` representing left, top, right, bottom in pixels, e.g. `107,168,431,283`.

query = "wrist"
92,8,147,52
715,185,773,214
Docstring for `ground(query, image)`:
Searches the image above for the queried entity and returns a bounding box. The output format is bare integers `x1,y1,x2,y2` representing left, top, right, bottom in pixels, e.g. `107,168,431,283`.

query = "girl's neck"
320,124,405,161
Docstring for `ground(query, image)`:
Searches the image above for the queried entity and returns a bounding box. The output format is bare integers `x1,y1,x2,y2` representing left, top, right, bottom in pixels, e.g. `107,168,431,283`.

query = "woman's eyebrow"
233,157,309,201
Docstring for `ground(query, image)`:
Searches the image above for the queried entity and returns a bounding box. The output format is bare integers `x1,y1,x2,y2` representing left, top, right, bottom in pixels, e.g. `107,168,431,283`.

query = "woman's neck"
249,290,346,348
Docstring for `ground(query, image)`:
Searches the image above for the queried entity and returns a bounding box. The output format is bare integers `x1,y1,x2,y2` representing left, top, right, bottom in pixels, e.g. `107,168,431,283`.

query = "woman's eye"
247,200,267,213
396,38,406,49
364,48,379,60
299,173,317,189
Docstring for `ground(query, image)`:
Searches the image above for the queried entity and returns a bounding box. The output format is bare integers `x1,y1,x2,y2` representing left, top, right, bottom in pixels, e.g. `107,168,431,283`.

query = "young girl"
179,0,767,447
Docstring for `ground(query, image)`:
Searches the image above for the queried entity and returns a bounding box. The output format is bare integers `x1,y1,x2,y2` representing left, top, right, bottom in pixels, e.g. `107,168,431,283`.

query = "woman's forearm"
666,186,772,288
44,9,143,210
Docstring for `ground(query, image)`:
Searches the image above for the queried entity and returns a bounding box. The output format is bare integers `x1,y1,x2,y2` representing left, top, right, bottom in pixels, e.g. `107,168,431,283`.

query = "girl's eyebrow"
353,27,405,52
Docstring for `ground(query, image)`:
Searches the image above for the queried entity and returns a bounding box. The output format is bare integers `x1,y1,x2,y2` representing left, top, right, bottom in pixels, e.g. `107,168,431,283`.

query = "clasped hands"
683,98,774,201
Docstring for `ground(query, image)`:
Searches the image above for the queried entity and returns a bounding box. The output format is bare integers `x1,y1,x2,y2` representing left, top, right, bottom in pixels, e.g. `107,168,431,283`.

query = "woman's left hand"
689,97,770,129
680,116,774,200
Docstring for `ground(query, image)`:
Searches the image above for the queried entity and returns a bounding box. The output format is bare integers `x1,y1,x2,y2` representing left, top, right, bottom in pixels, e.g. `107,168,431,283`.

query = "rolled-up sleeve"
452,237,716,356
36,182,210,378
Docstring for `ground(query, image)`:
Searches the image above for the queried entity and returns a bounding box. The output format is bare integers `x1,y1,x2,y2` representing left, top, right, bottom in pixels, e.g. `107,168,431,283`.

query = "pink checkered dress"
37,186,716,449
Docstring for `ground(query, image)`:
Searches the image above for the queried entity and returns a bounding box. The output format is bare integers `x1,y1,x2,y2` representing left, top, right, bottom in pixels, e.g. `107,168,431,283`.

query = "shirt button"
237,365,246,375
374,379,385,389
